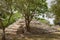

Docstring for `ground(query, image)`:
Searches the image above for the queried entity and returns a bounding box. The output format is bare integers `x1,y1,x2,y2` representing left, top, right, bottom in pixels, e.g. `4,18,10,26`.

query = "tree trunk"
25,20,30,32
2,28,6,40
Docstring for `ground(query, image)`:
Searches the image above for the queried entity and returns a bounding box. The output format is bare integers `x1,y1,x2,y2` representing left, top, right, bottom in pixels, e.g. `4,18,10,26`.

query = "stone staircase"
5,19,25,35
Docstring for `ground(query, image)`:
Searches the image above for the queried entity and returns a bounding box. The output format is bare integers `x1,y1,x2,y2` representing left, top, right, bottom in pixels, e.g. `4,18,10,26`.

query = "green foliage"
15,0,48,23
15,0,48,14
1,13,21,28
0,13,21,28
51,0,60,24
0,0,21,28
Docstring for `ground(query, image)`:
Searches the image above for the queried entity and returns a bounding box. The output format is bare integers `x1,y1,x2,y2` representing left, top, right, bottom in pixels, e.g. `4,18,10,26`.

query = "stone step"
5,29,17,31
5,31,16,35
7,25,20,28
